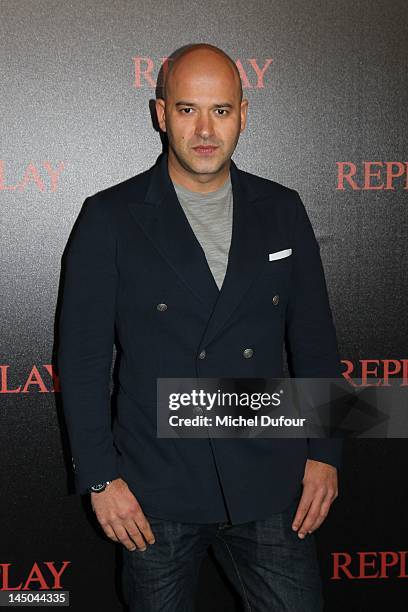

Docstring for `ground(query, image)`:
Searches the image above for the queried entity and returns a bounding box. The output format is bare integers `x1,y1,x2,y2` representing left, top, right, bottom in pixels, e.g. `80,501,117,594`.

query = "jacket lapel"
127,151,266,347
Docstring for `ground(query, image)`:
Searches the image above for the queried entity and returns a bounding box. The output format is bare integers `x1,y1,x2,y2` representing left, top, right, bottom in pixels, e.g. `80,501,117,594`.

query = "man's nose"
195,113,215,139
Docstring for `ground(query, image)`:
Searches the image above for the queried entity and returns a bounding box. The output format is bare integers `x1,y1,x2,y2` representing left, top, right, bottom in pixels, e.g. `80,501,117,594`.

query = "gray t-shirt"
172,174,233,291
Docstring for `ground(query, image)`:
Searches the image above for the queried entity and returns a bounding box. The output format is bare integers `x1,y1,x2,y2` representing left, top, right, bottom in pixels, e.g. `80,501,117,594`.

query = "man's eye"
179,108,228,115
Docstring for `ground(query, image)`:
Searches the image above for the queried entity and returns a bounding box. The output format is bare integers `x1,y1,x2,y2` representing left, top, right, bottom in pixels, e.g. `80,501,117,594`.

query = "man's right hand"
90,477,156,551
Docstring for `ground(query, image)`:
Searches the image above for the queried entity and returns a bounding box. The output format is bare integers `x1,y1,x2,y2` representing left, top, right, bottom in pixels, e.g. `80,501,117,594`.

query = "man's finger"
102,523,119,542
306,493,337,534
132,513,156,545
123,518,154,550
291,492,313,533
111,523,146,552
297,492,327,538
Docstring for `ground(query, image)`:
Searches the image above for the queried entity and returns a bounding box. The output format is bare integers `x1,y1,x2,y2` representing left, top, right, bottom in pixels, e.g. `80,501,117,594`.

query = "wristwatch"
88,481,112,493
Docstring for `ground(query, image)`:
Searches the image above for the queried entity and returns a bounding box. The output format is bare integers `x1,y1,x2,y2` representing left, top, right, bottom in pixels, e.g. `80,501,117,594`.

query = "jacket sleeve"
57,194,120,494
285,190,343,470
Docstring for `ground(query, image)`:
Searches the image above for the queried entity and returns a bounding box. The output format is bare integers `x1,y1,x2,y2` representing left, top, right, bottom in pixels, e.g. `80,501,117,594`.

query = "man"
57,43,342,611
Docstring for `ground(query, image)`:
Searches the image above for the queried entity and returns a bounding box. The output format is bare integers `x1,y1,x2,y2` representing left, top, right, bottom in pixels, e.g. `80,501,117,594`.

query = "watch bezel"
89,481,111,493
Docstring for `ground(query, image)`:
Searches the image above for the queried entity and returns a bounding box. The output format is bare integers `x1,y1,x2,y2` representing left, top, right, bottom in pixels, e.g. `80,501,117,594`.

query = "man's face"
156,56,247,179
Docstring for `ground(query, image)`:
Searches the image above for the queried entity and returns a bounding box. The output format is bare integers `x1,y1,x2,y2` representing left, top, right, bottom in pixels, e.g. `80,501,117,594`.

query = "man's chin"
185,156,226,176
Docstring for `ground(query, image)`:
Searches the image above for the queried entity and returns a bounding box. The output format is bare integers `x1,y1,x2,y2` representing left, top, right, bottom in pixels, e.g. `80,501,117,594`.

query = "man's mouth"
192,146,218,155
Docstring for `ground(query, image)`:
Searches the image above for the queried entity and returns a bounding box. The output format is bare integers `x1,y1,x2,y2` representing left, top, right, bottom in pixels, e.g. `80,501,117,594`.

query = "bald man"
58,43,342,611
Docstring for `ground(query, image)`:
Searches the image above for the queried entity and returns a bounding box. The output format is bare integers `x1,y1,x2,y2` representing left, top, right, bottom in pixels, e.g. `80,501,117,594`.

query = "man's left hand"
291,459,338,539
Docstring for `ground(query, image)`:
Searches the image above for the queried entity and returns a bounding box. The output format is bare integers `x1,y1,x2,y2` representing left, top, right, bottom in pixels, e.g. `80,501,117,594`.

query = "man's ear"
155,98,167,133
240,99,249,133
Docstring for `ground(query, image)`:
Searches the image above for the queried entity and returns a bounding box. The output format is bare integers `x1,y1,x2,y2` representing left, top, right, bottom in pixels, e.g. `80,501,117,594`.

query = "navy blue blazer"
57,150,343,524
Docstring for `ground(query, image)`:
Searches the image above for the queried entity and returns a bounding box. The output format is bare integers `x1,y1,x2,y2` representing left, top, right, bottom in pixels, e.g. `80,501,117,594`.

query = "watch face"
90,483,106,492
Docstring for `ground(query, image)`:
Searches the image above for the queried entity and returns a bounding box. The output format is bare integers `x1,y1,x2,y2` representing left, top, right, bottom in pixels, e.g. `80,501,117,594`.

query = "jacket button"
198,350,206,359
243,348,254,358
156,303,168,311
272,294,279,305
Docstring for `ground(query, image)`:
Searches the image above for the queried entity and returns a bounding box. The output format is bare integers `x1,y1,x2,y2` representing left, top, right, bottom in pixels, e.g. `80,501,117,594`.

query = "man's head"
155,43,248,190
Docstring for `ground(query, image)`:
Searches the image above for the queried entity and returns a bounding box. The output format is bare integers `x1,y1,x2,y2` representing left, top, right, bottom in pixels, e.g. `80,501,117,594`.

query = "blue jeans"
121,494,324,611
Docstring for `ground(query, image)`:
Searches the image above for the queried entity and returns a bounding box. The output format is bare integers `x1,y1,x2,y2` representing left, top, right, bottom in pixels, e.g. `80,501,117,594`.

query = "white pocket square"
268,248,292,261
